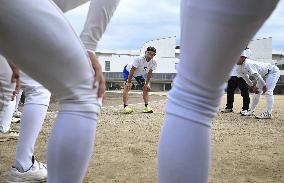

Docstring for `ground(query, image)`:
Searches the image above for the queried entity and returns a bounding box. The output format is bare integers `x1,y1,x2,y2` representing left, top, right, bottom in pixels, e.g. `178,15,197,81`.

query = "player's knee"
58,79,101,119
166,74,225,124
24,86,51,106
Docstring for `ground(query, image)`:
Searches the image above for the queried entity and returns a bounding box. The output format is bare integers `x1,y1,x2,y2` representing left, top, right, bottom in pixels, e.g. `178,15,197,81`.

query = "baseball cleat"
241,110,254,116
4,157,47,183
143,106,153,113
124,106,133,114
222,108,233,113
256,111,272,119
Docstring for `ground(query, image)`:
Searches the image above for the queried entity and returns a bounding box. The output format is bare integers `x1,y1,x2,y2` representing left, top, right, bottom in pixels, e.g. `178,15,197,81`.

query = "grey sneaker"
241,110,254,116
222,108,233,113
240,110,248,115
256,111,272,119
4,157,47,183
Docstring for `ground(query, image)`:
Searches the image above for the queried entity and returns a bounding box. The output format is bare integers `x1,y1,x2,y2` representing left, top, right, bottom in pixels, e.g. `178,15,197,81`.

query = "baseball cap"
147,46,156,53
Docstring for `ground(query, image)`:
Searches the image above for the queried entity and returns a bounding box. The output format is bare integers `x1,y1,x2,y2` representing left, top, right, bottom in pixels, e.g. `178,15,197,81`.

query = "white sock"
266,95,274,114
47,112,97,183
0,100,16,133
249,94,261,112
14,104,48,171
158,114,210,183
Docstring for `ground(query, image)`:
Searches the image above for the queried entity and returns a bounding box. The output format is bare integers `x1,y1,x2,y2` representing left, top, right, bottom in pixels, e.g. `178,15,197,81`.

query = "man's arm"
80,0,120,51
145,69,153,86
127,66,137,86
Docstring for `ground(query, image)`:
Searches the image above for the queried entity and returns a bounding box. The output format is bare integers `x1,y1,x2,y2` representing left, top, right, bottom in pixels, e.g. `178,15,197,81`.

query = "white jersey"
229,65,239,76
237,59,272,86
126,55,157,77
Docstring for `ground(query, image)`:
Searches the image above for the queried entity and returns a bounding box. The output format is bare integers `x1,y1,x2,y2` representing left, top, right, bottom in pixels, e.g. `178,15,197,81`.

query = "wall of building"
248,37,272,63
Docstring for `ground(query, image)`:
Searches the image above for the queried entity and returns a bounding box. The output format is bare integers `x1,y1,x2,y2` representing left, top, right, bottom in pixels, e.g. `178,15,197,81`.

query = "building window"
105,61,110,71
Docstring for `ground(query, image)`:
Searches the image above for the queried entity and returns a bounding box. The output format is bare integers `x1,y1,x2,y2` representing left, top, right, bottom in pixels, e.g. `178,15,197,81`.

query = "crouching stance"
237,50,280,119
122,47,157,113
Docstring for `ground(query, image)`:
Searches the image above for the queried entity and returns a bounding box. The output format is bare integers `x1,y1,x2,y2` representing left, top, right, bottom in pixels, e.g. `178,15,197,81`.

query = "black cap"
147,46,156,53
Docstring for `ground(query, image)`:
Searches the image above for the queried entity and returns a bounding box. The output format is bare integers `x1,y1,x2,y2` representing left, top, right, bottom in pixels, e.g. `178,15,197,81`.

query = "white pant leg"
14,90,23,112
14,71,51,171
0,1,101,181
0,55,14,124
265,66,280,113
0,0,101,116
0,100,16,133
158,0,279,182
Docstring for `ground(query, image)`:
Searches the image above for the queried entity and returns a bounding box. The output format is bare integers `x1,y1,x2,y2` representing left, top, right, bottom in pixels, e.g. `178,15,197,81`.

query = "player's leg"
122,66,133,113
243,81,263,116
9,71,51,177
256,67,280,119
0,99,16,133
13,89,23,118
0,54,15,132
158,0,279,182
238,77,250,112
224,76,238,112
0,1,102,182
139,77,153,113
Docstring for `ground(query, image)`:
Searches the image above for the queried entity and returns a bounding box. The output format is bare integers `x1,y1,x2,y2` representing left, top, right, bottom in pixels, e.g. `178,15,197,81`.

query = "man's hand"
9,63,20,101
142,84,151,92
249,85,259,94
87,50,106,98
262,85,267,93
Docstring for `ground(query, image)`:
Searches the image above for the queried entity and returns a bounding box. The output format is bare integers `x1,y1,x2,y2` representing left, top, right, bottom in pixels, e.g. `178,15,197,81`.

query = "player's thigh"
0,0,95,100
20,71,51,106
266,72,280,95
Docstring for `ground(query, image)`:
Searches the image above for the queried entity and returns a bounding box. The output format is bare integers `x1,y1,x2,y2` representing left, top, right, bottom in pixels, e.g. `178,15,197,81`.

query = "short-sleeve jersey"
125,55,157,77
237,59,271,78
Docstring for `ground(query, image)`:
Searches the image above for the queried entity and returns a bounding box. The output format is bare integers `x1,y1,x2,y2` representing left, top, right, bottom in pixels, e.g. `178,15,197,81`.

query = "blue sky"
66,0,284,52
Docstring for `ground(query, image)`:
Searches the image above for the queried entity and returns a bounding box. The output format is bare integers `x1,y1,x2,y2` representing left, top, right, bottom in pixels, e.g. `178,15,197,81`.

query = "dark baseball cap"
147,46,156,53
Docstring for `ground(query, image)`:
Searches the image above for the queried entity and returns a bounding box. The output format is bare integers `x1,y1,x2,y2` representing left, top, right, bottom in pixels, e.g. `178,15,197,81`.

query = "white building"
96,36,283,93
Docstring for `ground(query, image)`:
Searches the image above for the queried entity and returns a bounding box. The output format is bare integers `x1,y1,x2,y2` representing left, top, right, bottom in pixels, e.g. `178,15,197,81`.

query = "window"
105,61,110,71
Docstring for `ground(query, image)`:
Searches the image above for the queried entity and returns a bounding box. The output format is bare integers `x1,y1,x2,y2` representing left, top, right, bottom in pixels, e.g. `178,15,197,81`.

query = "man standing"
223,47,252,114
123,47,157,114
237,49,280,119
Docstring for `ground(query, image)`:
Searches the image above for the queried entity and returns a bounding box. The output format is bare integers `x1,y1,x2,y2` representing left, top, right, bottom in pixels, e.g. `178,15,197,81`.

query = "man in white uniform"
223,47,252,114
237,50,280,119
122,47,157,113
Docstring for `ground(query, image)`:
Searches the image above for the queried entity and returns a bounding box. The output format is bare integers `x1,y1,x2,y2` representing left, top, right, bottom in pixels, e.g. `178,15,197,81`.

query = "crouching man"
237,49,280,119
122,47,157,114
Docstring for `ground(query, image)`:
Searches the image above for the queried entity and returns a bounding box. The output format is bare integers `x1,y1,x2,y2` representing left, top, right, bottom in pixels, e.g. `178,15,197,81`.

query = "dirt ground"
0,91,283,183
